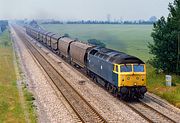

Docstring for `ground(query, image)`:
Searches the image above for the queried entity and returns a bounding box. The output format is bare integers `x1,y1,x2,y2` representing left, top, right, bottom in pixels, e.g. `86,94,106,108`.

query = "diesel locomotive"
25,25,147,99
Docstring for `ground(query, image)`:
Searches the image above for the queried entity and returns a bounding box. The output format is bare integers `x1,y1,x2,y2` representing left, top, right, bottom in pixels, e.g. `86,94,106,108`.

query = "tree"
149,16,157,23
148,0,180,74
87,39,106,47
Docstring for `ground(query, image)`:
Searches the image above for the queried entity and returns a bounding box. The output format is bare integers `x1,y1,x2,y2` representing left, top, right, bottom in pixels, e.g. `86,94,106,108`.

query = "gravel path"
11,26,77,123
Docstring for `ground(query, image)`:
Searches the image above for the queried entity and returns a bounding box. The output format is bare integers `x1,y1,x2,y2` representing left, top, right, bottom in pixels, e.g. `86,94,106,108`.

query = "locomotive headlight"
136,77,139,80
121,76,125,81
127,77,130,80
142,76,144,81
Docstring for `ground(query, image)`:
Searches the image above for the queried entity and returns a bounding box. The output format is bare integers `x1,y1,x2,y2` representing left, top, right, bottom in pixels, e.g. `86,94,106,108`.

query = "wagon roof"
93,47,144,64
60,37,75,42
51,34,63,40
39,30,46,34
47,32,56,36
44,31,52,35
71,41,94,50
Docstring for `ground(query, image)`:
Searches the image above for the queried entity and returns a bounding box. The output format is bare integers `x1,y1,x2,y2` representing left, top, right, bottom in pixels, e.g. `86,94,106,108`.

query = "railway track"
125,100,177,123
145,93,180,116
13,25,107,123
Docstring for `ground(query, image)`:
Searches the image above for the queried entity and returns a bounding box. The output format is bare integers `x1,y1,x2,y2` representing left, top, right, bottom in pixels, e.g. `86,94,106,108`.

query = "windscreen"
120,65,132,72
133,65,144,72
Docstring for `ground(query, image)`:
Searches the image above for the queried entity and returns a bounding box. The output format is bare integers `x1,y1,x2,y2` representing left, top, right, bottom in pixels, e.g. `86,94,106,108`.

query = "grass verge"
0,29,37,122
147,64,180,108
22,83,36,123
0,30,25,122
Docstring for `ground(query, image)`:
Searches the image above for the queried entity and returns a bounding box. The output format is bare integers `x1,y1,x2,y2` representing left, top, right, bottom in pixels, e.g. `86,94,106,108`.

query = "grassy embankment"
147,64,180,108
42,24,180,108
0,29,36,122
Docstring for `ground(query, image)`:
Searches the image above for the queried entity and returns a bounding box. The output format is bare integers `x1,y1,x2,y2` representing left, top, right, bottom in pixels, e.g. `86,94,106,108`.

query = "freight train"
25,25,147,99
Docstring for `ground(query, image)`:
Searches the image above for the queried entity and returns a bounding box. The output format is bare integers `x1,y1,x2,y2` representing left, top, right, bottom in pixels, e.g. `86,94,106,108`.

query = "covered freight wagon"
47,33,56,47
38,30,46,42
69,41,95,68
42,32,51,44
58,37,75,59
50,34,62,51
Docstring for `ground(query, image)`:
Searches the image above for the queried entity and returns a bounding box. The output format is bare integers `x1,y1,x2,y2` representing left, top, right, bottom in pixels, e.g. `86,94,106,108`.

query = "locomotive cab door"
112,64,119,87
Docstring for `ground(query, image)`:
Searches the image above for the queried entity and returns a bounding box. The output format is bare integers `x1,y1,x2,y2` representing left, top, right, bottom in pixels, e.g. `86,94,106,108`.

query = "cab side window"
116,66,119,72
114,65,119,72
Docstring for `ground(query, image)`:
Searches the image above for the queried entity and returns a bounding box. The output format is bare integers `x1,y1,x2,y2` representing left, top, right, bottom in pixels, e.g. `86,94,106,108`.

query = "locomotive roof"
92,47,144,64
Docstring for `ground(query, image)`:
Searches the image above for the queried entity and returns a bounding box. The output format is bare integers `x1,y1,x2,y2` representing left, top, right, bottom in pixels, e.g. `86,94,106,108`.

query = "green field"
41,24,153,61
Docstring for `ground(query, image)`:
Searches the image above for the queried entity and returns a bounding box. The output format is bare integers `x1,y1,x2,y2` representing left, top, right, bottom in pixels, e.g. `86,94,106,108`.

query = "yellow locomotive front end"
113,64,147,99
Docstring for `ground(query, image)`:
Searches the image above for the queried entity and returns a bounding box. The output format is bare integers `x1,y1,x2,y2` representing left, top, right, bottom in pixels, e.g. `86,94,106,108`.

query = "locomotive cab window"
133,64,144,72
120,65,132,72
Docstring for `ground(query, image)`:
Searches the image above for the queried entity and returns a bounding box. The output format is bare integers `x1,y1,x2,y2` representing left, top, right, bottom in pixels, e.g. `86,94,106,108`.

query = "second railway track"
13,25,107,123
125,100,177,123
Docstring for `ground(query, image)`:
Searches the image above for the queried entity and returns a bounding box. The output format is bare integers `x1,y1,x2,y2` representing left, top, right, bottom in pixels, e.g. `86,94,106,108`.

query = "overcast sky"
0,0,174,20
